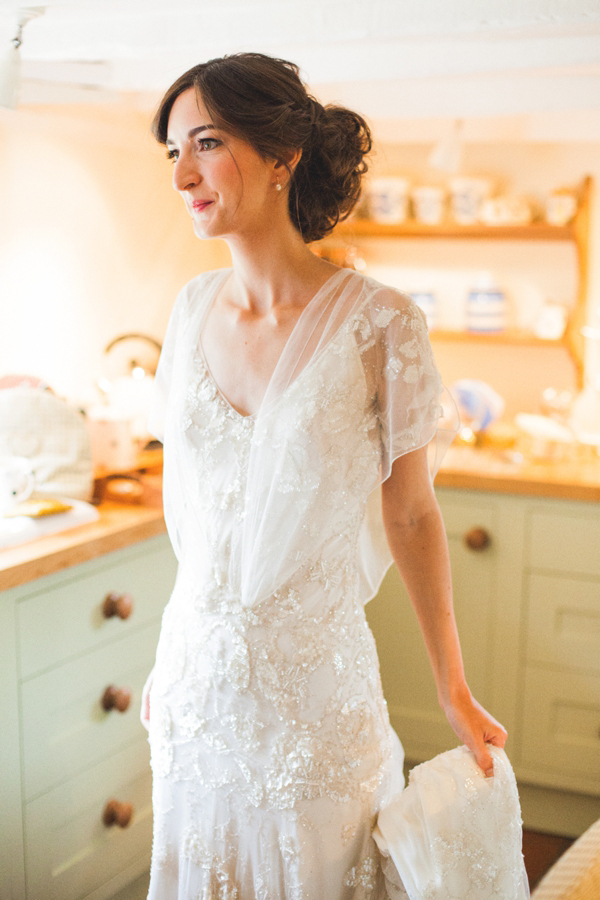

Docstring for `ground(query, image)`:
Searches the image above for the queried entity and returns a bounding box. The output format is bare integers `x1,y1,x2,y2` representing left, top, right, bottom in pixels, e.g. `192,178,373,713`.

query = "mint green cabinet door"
0,591,25,900
366,494,496,761
21,621,160,801
520,665,600,795
18,536,176,679
528,506,600,577
25,740,152,900
12,534,177,900
526,572,600,675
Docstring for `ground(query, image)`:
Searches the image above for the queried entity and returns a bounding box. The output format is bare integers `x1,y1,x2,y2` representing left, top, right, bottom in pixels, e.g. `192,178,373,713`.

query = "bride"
141,51,528,899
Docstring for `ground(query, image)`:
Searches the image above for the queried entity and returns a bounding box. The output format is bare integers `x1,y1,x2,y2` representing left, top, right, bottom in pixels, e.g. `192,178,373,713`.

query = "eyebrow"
166,124,216,146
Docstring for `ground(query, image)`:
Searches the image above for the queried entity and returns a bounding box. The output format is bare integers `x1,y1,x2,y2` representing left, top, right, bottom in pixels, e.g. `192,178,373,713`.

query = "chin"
193,221,220,240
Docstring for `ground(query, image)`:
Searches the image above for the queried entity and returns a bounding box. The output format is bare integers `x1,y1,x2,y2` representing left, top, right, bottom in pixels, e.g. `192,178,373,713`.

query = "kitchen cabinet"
366,486,600,837
324,176,592,387
0,533,177,900
520,504,600,793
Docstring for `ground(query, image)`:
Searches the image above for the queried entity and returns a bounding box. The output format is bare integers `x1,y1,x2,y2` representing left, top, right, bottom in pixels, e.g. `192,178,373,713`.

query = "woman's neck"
223,218,339,317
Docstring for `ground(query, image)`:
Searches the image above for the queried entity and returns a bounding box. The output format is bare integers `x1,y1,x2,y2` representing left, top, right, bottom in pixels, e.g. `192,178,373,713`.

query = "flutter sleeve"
356,286,458,604
369,288,453,482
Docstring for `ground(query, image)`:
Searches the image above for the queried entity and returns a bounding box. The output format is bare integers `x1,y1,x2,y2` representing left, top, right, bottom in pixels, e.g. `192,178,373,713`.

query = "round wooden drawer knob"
102,592,133,620
103,799,133,828
464,527,491,551
101,684,132,713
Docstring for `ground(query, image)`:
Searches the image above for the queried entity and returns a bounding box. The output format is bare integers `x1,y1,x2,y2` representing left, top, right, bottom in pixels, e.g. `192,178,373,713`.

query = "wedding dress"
145,267,529,900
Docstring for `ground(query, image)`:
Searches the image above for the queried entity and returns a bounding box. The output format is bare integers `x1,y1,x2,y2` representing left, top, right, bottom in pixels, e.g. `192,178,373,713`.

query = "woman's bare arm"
381,444,506,775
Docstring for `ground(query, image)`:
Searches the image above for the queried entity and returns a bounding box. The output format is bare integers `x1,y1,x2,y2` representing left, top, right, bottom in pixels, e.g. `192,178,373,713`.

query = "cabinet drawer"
24,739,152,900
521,665,600,792
18,536,176,678
526,573,600,674
528,508,600,577
21,621,159,801
437,496,495,540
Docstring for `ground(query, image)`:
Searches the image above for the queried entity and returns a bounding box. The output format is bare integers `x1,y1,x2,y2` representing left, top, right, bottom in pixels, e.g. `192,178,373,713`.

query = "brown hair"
152,52,372,243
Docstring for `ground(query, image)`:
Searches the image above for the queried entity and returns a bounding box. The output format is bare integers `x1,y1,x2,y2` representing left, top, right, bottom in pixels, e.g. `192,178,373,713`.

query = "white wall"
0,102,230,405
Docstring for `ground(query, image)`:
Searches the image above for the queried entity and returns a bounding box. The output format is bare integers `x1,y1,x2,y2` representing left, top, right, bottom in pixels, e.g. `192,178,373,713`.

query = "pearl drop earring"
275,178,282,191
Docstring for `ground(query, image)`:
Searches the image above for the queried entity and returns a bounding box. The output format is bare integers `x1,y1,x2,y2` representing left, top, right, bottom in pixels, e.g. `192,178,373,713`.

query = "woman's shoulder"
347,271,426,331
178,267,232,310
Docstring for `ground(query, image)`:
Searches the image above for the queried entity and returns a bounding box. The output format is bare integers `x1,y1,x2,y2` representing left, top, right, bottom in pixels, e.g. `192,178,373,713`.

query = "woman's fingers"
486,725,508,748
445,694,508,776
474,741,495,778
458,723,496,776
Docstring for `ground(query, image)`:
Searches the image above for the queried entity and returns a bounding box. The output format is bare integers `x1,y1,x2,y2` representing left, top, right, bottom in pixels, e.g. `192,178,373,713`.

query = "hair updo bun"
152,52,372,243
293,98,372,241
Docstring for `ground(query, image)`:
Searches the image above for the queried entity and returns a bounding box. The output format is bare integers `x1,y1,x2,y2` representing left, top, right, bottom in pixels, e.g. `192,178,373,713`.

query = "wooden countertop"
436,445,600,503
0,501,166,591
2,444,599,592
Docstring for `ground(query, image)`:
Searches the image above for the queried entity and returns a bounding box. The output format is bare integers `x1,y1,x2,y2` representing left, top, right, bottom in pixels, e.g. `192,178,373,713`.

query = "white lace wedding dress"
145,268,529,900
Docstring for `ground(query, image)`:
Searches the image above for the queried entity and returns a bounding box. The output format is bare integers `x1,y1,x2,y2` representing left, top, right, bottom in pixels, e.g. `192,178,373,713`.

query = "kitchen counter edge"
3,451,600,591
0,502,167,591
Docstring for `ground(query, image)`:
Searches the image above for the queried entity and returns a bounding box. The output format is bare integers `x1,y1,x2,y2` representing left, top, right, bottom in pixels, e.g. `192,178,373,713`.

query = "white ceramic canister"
367,177,410,224
411,186,445,225
466,273,507,333
449,177,492,225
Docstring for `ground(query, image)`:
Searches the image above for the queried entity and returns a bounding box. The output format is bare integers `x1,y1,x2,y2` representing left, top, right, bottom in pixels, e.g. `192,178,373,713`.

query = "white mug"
449,177,492,225
412,186,445,225
0,456,35,515
367,177,409,224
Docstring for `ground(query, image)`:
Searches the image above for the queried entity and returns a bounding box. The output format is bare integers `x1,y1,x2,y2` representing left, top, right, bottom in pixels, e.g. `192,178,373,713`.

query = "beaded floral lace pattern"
148,282,449,899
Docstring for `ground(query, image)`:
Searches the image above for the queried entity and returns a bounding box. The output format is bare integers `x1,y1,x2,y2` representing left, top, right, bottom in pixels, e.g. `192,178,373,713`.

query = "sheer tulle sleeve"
147,285,190,443
356,288,458,603
369,290,445,482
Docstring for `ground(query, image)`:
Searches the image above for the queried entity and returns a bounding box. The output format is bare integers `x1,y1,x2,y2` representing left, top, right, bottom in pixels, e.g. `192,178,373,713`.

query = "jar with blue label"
466,273,506,333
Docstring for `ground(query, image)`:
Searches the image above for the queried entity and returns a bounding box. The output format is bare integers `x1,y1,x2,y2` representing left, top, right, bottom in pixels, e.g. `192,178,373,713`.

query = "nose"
172,150,200,193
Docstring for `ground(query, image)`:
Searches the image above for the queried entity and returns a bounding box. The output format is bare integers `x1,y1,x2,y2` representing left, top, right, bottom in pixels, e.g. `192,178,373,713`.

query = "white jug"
0,456,35,515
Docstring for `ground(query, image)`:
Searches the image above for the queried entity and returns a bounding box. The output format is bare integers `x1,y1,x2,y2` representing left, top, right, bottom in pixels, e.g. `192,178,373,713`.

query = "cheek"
214,156,243,197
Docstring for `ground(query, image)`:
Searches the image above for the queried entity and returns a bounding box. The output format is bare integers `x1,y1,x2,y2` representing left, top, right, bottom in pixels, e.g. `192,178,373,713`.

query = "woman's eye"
197,138,221,152
166,138,220,163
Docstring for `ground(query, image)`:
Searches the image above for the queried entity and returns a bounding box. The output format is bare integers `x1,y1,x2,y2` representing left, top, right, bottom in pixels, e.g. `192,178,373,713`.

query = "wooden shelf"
334,219,575,241
429,328,563,347
322,176,593,388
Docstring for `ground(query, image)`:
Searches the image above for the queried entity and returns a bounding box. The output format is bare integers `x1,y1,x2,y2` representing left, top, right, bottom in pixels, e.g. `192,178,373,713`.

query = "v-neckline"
196,267,350,420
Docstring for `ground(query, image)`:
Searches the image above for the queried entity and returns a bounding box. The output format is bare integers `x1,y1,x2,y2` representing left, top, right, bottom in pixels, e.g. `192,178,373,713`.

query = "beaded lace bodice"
152,324,394,812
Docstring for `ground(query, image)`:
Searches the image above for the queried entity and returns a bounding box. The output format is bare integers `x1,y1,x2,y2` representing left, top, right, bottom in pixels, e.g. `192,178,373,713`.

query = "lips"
191,200,214,212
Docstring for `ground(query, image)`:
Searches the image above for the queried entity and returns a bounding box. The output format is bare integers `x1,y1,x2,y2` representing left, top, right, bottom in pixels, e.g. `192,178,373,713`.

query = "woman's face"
166,88,279,240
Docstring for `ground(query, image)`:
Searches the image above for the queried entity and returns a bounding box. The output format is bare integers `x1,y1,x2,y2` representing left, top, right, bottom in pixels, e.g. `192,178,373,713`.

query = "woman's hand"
140,668,154,732
442,684,507,776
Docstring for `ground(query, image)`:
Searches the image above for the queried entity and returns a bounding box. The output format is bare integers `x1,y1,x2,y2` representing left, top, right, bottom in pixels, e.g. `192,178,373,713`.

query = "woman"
142,52,527,900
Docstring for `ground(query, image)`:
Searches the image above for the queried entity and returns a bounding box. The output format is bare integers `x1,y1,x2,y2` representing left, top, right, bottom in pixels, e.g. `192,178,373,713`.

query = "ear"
273,148,302,185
